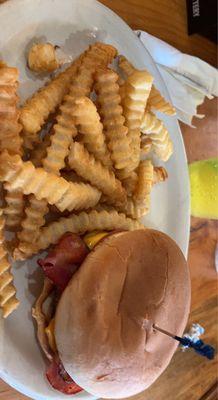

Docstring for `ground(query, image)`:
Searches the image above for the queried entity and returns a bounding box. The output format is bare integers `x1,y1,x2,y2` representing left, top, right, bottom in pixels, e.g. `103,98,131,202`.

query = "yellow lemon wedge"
189,158,218,219
83,231,109,249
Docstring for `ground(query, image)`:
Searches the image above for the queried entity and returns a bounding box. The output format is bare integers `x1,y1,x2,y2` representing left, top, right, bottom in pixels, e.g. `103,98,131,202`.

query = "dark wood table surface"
0,0,217,399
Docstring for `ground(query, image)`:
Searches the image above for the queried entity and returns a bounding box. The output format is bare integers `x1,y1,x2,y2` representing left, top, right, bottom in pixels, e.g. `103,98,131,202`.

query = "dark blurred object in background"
186,0,217,43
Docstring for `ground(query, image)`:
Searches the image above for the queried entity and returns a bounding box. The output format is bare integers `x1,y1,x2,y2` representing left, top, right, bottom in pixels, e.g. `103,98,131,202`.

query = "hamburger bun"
55,229,190,398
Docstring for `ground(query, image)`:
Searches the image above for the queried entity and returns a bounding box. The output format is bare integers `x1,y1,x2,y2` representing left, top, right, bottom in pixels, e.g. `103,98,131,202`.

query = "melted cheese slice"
45,318,57,352
83,231,109,249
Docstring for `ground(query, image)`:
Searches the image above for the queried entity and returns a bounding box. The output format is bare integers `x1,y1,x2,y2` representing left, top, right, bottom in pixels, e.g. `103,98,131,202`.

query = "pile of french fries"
0,42,175,318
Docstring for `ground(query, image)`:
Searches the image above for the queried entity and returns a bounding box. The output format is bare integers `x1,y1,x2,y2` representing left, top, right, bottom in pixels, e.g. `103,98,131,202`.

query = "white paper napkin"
136,30,218,126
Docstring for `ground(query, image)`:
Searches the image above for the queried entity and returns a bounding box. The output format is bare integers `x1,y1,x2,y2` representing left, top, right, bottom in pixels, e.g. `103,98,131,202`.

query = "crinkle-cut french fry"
20,57,82,149
129,166,167,217
111,166,167,213
123,70,154,172
0,63,24,229
95,68,131,172
147,85,176,115
118,55,135,78
117,56,134,109
18,131,52,256
71,96,111,167
118,56,175,116
134,160,154,207
119,171,138,196
140,136,152,155
0,151,101,212
118,198,149,219
18,92,109,257
0,209,19,318
118,163,166,219
141,111,173,161
0,63,23,155
43,43,117,172
14,195,49,260
30,133,52,168
69,42,117,99
153,166,168,184
34,209,143,254
21,78,107,255
42,118,77,175
118,77,126,105
90,42,117,63
68,142,126,206
151,135,173,162
13,242,39,261
0,62,18,85
0,88,18,118
0,117,22,156
3,188,24,230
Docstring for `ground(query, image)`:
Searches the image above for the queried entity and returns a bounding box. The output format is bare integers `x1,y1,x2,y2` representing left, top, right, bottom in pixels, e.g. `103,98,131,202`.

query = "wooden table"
0,0,217,399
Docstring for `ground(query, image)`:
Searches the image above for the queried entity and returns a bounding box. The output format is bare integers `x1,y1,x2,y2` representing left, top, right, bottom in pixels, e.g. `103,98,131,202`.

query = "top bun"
55,229,190,398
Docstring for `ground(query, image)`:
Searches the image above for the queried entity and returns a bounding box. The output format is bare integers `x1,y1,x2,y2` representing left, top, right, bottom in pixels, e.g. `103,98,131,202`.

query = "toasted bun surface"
55,229,190,398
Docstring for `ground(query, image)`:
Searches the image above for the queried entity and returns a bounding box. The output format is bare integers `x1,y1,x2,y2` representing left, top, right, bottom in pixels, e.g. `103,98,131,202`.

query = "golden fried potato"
69,42,117,99
30,133,52,168
118,55,135,78
117,162,166,219
118,77,126,105
18,43,116,251
20,57,82,148
42,43,117,172
118,198,149,219
0,151,101,213
0,63,22,154
140,136,152,155
120,172,138,196
35,209,143,254
3,188,24,230
0,209,19,318
141,111,173,161
28,43,59,73
68,142,126,206
0,62,24,229
134,160,154,206
43,118,77,175
95,68,131,173
153,166,168,184
123,70,154,174
118,56,175,116
147,85,176,115
71,96,111,167
14,196,49,260
18,129,53,257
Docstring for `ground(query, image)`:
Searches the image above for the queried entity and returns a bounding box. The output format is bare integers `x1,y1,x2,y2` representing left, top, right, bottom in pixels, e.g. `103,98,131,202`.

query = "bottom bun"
55,229,190,399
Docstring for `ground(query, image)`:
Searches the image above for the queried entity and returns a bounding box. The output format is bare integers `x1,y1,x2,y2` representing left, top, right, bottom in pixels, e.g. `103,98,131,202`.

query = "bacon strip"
38,233,88,291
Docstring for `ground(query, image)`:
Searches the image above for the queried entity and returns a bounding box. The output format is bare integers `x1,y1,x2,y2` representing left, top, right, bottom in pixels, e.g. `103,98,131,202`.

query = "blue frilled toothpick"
153,324,215,360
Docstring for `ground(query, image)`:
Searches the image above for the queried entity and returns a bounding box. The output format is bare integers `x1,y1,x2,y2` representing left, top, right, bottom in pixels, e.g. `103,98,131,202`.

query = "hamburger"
32,229,191,398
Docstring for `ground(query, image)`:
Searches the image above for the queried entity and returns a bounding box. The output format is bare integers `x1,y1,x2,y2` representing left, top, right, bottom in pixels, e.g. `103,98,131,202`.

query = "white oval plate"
0,0,190,399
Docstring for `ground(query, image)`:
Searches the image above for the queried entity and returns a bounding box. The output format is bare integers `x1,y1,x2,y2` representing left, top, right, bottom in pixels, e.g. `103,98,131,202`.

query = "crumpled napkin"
135,30,218,126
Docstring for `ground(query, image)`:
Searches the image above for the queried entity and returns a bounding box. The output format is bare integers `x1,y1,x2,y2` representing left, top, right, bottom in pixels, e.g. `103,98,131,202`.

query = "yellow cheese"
45,318,57,352
83,231,109,249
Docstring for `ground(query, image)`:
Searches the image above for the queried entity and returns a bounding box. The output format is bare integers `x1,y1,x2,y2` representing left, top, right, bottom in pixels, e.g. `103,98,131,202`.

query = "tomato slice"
46,359,82,395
